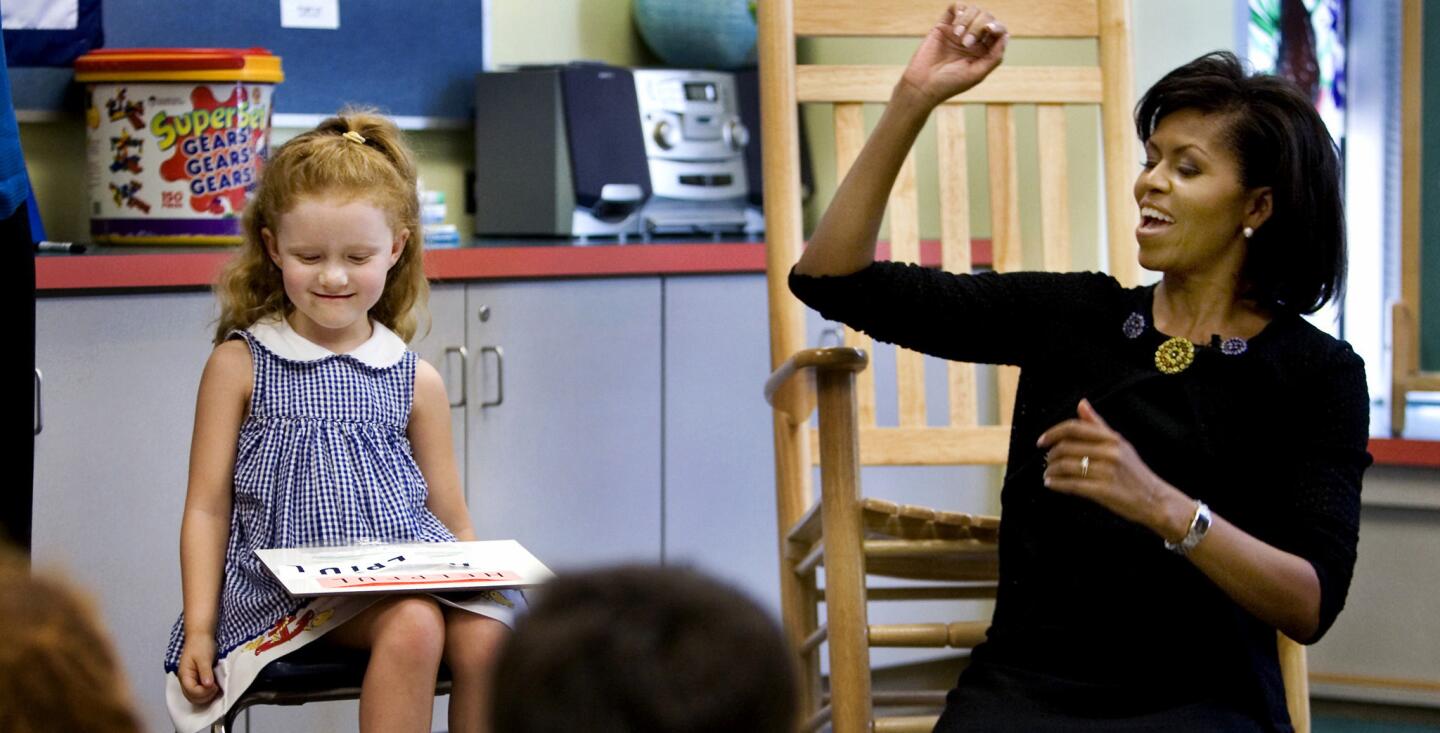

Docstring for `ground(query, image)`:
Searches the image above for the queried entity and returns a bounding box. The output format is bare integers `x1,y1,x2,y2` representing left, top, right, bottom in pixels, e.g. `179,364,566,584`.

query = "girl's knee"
444,614,509,672
373,596,446,659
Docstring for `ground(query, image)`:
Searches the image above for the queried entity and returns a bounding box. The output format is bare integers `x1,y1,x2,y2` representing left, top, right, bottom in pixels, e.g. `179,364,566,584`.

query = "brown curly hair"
212,109,429,344
0,549,143,733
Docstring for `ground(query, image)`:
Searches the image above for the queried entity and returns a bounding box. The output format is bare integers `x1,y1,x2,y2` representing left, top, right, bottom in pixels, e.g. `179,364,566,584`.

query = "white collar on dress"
247,314,407,368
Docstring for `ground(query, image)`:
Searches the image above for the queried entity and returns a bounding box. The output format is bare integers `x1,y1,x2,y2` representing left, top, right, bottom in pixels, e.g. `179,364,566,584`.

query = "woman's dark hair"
1135,51,1345,315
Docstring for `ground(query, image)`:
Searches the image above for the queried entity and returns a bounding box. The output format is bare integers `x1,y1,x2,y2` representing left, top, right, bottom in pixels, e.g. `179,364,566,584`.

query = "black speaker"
558,64,653,213
473,62,652,237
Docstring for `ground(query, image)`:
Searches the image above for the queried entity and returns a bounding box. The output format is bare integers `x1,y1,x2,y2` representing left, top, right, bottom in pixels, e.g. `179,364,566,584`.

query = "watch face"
1195,513,1212,534
1166,502,1211,554
1186,503,1212,550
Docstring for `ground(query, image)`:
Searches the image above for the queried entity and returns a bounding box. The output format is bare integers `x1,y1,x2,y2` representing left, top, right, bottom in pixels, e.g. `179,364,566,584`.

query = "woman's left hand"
1037,399,1178,536
898,3,1009,109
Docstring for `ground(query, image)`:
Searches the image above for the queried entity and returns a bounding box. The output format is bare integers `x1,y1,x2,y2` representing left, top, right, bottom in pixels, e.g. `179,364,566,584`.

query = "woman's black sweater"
790,262,1372,731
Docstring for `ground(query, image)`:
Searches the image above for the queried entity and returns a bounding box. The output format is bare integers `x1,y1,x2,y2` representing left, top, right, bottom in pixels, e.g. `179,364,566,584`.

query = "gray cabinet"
661,274,782,614
408,283,469,496
34,292,219,733
463,278,664,571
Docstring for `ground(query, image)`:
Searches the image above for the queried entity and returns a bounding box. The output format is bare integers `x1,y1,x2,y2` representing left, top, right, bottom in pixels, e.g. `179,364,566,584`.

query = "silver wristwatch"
1165,500,1212,555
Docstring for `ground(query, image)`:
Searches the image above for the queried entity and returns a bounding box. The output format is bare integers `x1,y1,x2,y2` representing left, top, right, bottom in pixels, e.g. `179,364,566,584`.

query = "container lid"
75,48,283,83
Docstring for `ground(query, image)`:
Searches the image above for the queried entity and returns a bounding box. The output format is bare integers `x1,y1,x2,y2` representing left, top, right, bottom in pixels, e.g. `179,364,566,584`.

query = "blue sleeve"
0,32,33,220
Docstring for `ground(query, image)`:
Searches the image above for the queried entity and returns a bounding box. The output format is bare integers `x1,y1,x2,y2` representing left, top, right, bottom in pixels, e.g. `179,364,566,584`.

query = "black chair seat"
213,644,453,732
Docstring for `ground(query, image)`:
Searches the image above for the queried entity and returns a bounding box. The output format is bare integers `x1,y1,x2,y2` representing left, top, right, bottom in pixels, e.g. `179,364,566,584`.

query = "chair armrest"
1277,632,1310,733
764,347,869,423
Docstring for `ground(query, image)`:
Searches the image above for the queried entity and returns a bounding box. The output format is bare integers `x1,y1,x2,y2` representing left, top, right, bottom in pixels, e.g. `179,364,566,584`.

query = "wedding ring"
1080,455,1090,479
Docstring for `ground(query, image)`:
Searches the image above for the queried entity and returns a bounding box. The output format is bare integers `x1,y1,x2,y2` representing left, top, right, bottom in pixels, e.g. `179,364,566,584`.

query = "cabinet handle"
479,345,504,408
444,346,468,409
34,368,42,437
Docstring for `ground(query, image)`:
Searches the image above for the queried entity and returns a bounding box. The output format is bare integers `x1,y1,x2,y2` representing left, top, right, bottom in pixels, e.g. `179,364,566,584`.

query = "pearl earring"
1243,226,1254,239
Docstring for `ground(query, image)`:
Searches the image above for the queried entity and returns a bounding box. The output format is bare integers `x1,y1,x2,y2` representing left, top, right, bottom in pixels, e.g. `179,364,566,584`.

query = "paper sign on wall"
280,0,339,30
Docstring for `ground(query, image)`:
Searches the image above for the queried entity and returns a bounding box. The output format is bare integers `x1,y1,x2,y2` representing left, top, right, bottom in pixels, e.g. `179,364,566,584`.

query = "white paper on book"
256,540,554,597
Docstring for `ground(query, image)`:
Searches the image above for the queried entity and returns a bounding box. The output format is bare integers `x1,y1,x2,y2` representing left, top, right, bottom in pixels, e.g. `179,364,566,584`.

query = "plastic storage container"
75,48,283,245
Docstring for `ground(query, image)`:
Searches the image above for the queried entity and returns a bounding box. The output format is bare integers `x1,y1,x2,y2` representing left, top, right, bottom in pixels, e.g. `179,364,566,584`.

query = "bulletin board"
1395,0,1440,435
9,0,486,122
1421,0,1440,371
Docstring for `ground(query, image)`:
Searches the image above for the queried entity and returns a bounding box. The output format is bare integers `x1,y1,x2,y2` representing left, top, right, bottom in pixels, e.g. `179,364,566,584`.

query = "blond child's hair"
213,109,429,344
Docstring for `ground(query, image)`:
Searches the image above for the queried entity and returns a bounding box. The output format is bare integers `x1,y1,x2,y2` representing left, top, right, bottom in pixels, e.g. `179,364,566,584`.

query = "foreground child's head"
214,110,428,344
492,564,798,733
0,549,142,733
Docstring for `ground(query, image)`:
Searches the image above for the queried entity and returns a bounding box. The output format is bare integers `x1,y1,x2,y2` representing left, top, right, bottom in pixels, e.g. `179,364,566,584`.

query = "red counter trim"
1368,438,1440,468
38,251,233,291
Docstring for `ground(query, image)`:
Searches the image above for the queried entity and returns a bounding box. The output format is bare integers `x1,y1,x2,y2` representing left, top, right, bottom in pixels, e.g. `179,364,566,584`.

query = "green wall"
489,0,653,68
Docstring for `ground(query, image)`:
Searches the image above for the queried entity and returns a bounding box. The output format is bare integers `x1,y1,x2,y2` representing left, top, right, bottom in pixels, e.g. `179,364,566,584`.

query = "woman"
789,4,1370,731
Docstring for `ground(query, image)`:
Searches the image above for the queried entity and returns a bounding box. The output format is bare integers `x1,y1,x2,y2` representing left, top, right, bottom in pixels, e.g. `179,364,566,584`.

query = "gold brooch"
1155,336,1195,374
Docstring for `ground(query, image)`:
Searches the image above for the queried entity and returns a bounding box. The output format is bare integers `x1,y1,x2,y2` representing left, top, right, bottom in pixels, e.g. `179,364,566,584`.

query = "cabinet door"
661,274,782,615
34,292,219,733
465,278,663,571
407,283,469,499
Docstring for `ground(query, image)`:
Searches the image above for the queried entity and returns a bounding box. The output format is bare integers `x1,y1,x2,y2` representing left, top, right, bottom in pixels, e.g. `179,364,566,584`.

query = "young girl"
164,111,518,733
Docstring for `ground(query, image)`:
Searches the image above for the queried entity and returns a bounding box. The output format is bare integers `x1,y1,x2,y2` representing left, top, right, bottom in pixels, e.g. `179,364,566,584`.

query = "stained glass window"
1249,0,1347,141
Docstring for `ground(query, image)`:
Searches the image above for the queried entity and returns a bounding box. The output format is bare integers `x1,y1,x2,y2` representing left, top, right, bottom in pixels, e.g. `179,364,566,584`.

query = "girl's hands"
898,3,1009,109
1037,399,1182,539
178,635,221,705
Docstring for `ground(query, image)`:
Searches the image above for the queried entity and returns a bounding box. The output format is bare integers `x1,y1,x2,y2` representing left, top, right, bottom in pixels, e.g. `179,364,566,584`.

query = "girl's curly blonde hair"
212,109,429,344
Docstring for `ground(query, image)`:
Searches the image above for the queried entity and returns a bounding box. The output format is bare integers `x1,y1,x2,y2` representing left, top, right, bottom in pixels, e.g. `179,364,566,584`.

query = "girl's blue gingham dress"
163,321,458,672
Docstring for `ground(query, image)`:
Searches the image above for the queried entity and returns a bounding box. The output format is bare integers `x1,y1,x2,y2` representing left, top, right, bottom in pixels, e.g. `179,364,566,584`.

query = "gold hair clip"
342,130,367,145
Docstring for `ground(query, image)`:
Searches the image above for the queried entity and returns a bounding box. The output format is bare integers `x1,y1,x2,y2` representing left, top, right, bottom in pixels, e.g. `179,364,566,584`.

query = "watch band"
1165,500,1212,555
